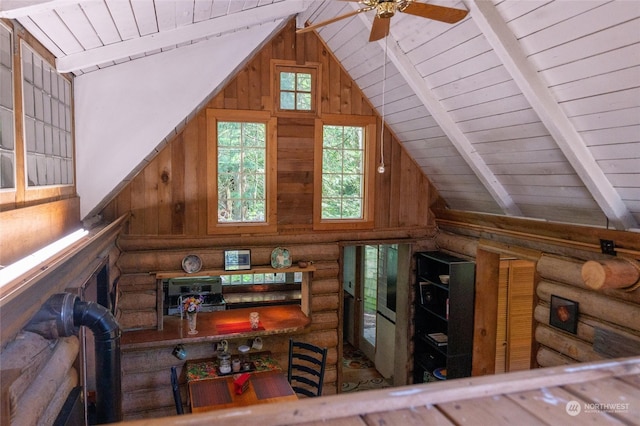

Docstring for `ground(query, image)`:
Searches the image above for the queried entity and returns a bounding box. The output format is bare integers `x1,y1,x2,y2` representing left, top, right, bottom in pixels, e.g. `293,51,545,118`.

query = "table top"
186,351,282,381
189,371,298,412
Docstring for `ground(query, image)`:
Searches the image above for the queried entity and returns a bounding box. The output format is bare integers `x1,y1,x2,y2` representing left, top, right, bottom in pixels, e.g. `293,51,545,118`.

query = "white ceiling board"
130,0,159,36
56,4,103,50
471,0,638,230
105,0,139,40
79,1,121,45
56,1,307,72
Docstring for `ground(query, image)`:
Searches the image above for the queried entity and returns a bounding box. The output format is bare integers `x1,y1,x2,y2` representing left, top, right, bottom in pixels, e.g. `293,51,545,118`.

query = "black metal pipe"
73,298,122,424
26,293,122,424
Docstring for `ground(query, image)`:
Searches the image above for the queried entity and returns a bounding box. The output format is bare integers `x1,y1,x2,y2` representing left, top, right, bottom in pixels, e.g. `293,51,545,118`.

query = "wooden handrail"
120,356,640,425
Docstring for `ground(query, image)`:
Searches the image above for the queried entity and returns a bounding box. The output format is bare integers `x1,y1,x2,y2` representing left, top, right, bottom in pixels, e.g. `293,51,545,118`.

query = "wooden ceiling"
2,0,639,231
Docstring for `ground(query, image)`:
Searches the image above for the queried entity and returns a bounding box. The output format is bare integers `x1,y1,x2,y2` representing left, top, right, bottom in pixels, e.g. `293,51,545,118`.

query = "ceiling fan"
297,0,469,42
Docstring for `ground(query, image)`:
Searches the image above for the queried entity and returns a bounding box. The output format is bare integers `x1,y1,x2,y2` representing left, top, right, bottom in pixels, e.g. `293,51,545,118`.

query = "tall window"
321,124,365,219
22,43,73,187
0,25,14,190
217,121,266,222
207,110,277,234
314,115,376,230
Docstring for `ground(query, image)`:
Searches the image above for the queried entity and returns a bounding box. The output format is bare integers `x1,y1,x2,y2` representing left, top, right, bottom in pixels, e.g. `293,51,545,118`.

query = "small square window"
273,62,319,116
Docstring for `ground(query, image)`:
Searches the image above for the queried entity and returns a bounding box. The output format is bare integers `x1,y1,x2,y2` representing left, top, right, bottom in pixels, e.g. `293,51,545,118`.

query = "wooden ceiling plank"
369,41,521,215
130,0,159,37
470,0,638,231
0,0,78,18
55,1,307,72
79,1,121,45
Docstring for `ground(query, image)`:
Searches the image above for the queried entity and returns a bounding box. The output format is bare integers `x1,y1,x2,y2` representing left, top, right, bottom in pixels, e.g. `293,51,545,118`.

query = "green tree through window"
321,125,364,219
217,121,266,223
280,71,311,111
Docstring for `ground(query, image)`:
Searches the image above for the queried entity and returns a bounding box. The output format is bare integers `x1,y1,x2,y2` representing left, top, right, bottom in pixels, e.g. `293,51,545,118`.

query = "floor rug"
342,344,392,393
342,346,374,369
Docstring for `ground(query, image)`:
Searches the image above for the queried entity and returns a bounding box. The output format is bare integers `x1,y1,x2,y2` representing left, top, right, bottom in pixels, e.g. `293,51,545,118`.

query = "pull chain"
378,35,388,174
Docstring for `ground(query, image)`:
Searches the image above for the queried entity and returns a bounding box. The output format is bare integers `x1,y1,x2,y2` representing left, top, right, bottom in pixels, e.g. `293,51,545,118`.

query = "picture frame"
549,295,579,334
224,250,251,271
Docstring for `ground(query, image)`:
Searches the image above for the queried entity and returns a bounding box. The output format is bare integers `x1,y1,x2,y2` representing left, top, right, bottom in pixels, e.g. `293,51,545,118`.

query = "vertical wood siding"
102,20,436,234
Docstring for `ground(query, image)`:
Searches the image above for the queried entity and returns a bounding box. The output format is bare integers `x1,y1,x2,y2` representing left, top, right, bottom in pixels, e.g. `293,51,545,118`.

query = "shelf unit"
414,251,475,383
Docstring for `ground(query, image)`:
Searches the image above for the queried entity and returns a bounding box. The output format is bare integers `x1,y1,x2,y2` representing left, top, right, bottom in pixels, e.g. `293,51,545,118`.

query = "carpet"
342,346,374,369
342,345,392,393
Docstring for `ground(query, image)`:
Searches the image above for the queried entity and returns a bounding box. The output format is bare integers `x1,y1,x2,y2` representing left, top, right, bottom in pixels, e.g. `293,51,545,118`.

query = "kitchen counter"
121,305,310,350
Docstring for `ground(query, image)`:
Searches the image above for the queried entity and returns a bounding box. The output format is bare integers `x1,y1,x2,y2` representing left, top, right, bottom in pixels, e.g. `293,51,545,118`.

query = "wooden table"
189,371,298,412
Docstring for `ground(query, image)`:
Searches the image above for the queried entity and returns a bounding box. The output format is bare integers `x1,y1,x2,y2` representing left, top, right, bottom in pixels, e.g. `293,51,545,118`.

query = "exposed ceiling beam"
55,1,309,73
348,5,522,217
468,0,638,231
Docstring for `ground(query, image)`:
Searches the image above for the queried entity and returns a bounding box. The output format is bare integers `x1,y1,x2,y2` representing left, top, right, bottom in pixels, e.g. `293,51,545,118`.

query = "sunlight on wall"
0,228,88,287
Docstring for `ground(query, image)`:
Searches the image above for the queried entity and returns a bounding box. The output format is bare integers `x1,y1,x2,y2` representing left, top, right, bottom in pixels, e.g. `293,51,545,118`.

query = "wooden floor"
122,356,640,425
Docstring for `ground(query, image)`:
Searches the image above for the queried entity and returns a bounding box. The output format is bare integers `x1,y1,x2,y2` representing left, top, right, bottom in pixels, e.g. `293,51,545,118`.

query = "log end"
581,260,606,290
581,258,640,290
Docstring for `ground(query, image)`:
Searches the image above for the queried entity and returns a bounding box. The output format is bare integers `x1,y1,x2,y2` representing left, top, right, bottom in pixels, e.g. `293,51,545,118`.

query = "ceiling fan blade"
400,2,469,24
369,16,391,42
297,6,374,34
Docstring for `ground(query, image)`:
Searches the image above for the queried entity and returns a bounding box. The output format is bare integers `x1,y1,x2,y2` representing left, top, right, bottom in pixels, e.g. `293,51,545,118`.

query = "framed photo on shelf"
549,295,578,334
224,250,251,271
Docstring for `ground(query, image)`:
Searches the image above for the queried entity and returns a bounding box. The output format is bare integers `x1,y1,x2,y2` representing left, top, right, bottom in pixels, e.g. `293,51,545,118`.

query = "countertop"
121,305,310,350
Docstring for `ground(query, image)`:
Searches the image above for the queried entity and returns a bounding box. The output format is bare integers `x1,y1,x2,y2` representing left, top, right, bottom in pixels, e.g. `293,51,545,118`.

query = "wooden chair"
287,339,328,397
170,366,184,414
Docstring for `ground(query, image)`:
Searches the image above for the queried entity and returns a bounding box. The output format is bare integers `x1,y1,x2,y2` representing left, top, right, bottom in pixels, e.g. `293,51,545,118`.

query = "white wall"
74,22,281,219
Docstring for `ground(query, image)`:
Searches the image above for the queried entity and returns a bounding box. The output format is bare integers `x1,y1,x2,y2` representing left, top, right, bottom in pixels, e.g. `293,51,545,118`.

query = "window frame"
206,109,278,235
21,41,74,191
313,114,376,231
0,22,15,195
272,61,320,117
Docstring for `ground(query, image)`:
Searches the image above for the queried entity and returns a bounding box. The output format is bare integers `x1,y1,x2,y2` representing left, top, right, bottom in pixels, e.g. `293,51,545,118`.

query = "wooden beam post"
471,249,500,376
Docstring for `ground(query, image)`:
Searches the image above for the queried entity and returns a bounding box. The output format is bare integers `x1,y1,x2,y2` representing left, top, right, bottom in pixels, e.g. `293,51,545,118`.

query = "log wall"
434,211,640,374
0,218,125,425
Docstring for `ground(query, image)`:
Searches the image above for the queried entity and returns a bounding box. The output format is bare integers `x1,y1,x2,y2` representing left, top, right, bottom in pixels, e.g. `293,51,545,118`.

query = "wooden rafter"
347,3,522,217
469,0,638,231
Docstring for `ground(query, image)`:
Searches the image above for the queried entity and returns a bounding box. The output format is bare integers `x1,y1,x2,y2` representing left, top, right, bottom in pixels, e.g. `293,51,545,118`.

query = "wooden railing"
121,356,640,425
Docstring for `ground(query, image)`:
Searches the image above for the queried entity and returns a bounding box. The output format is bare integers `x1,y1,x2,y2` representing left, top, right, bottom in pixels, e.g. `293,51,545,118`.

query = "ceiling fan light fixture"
376,2,397,19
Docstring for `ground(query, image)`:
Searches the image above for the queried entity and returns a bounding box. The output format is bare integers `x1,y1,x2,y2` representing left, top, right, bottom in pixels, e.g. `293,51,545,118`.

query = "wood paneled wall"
0,197,81,266
101,20,436,234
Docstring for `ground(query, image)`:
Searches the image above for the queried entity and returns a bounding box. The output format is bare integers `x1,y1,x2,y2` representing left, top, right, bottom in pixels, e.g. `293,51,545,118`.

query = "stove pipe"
26,292,122,424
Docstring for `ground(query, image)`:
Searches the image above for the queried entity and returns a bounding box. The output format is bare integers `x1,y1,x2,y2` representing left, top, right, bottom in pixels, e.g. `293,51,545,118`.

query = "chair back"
170,366,184,414
287,339,328,397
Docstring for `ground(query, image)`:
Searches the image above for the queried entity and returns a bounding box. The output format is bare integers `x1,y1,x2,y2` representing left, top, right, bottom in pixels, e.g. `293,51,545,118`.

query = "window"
22,42,73,187
314,115,376,230
280,71,311,111
207,109,277,234
0,24,14,190
272,62,319,116
220,272,302,285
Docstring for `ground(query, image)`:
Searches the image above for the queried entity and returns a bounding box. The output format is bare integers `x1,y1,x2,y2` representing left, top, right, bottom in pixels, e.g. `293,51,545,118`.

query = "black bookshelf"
414,251,475,383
